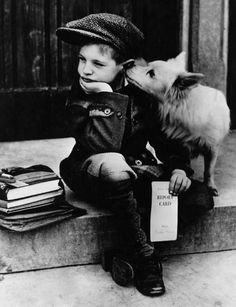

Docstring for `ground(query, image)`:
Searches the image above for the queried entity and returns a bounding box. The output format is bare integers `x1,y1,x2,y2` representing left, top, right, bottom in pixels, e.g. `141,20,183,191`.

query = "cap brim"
56,27,106,45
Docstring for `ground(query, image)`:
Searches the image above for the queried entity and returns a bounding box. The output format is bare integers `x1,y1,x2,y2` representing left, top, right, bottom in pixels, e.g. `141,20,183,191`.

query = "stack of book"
0,164,86,232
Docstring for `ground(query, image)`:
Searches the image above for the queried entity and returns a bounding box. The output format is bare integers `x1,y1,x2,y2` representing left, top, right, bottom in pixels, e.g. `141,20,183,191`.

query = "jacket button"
104,108,111,115
135,159,142,166
117,111,122,119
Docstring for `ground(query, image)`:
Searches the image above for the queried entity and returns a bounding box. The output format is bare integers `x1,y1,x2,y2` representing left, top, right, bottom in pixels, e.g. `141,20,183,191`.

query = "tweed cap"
56,13,144,59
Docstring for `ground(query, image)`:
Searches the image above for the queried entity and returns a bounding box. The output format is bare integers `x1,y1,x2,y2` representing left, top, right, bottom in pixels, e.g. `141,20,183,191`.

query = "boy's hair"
56,13,144,61
79,40,125,64
97,44,124,64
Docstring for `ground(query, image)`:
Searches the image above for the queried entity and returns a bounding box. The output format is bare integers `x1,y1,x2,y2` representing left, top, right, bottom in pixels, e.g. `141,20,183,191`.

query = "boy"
56,13,214,297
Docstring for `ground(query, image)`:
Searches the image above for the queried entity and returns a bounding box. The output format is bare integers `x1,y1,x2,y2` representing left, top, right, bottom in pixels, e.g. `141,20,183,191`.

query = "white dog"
126,52,230,195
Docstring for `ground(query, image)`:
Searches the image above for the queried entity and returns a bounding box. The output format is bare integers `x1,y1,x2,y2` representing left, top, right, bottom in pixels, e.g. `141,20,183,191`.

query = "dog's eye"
147,69,155,78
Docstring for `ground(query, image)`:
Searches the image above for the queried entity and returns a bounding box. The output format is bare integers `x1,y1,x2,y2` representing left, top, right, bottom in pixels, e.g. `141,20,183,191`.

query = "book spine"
18,176,59,186
0,195,64,214
0,199,8,208
14,171,58,182
0,182,9,200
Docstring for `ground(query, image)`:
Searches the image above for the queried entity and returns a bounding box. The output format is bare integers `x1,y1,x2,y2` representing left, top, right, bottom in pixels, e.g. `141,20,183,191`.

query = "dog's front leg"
203,146,219,196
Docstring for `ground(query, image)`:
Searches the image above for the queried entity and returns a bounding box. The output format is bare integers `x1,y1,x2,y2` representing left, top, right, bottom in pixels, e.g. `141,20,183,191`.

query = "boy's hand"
79,78,113,94
169,169,191,196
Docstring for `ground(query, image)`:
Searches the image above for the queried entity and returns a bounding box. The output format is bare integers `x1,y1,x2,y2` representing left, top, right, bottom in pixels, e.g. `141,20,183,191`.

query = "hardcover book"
0,200,87,232
0,165,87,232
0,189,64,212
0,165,62,201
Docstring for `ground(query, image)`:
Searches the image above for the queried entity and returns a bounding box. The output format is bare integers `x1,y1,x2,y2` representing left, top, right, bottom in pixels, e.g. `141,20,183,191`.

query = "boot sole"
111,257,134,286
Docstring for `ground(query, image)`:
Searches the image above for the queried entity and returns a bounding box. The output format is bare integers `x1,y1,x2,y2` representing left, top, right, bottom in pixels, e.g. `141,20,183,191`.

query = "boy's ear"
173,72,204,89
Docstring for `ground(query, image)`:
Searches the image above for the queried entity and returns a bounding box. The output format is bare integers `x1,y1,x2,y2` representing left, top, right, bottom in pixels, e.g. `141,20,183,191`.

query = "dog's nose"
122,59,135,70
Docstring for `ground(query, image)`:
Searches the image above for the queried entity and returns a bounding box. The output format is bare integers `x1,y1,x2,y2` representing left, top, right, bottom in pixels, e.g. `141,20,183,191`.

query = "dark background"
0,0,235,141
0,0,184,141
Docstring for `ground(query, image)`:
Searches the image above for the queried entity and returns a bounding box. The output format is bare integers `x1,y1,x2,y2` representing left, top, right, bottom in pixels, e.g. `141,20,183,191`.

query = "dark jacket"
64,75,193,177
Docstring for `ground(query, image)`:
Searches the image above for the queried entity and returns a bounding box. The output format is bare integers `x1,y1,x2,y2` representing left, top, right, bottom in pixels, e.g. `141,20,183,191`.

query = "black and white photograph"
0,0,235,306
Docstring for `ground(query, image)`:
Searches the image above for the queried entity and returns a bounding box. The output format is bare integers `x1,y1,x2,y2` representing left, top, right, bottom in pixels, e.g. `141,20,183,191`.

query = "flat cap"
56,13,144,59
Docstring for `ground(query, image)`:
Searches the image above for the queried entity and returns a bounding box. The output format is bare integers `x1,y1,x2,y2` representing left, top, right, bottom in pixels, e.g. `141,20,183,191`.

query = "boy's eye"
78,56,85,62
147,69,155,78
94,62,105,67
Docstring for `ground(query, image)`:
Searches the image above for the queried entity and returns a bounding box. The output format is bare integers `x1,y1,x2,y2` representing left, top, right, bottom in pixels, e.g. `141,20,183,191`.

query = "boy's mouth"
81,77,94,83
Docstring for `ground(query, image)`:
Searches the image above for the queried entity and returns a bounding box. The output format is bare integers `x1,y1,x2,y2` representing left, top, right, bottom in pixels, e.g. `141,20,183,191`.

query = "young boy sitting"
56,13,214,297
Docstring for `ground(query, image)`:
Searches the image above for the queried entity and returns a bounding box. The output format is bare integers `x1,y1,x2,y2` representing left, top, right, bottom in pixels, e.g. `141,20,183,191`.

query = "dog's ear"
122,59,135,70
174,72,204,89
174,51,186,70
168,51,186,70
135,57,148,66
122,58,147,70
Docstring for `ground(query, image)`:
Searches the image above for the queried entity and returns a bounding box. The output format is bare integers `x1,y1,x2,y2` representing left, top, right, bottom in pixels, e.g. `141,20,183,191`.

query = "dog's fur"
126,52,230,195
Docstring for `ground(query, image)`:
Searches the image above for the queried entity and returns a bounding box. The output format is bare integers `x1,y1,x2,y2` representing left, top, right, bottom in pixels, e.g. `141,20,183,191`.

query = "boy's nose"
83,63,93,74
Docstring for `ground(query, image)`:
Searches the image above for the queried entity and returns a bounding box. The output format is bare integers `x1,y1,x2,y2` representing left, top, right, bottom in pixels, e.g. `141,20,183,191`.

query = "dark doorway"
0,0,181,141
227,0,236,128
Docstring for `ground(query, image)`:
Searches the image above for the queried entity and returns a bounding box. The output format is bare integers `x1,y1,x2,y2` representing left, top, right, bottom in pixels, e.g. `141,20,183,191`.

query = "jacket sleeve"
65,79,129,154
149,133,193,176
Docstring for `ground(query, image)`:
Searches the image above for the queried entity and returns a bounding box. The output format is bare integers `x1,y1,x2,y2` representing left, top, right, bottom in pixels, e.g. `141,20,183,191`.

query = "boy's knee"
100,162,131,182
83,152,137,183
99,153,136,182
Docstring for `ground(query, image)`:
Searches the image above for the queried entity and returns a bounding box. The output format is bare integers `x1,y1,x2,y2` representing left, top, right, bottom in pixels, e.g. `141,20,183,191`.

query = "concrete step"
1,250,236,307
0,133,235,273
0,195,235,274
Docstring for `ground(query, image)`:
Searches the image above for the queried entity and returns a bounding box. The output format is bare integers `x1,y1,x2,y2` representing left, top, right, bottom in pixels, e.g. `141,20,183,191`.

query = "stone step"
0,133,235,273
0,194,235,274
1,251,236,307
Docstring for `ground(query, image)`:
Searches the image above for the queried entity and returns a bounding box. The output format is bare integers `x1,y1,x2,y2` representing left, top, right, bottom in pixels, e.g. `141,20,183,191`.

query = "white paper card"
150,181,178,242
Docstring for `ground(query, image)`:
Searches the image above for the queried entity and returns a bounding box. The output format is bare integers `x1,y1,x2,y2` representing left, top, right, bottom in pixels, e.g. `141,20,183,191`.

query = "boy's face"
78,44,123,84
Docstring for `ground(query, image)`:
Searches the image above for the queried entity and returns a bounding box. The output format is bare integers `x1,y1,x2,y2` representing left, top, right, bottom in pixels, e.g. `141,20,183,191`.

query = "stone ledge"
0,133,235,273
0,202,236,274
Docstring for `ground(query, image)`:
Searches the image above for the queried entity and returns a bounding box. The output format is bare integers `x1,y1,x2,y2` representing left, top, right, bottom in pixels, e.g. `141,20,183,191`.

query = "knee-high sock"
105,179,154,256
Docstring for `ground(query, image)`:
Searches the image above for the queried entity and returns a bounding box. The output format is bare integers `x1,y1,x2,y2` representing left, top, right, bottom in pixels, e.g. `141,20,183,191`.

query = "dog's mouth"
125,74,144,90
126,73,162,99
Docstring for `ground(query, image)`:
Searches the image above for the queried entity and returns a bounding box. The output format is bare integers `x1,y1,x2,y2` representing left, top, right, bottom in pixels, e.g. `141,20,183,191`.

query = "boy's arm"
65,77,129,154
64,77,90,136
148,131,193,195
149,128,193,175
147,102,193,177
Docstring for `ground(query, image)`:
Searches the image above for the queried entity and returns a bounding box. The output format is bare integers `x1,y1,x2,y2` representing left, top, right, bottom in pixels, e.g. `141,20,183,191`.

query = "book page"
150,181,178,242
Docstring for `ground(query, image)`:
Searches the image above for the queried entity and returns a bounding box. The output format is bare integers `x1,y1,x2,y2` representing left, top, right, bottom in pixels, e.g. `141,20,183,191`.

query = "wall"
227,0,236,127
0,0,232,140
0,0,181,140
188,0,228,93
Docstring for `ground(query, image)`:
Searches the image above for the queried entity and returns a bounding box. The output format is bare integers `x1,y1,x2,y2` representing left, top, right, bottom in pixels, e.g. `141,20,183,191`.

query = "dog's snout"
122,59,135,70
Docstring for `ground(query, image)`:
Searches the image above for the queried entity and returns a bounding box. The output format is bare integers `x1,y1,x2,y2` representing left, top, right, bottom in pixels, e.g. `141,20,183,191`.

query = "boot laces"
138,254,162,281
